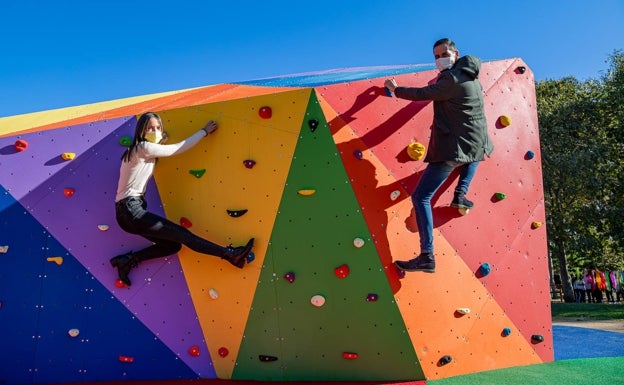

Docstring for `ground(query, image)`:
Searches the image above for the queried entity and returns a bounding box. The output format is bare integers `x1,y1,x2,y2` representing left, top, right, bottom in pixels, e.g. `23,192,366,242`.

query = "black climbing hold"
438,355,452,366
259,354,278,362
531,334,544,343
516,66,526,74
308,119,319,132
226,209,248,218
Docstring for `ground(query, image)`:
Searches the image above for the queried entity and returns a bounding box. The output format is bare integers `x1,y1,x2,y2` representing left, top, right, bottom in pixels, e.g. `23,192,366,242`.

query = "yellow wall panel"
152,88,312,378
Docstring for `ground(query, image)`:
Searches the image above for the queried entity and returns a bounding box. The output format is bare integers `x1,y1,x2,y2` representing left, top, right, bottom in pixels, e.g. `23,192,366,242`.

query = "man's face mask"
436,55,456,72
144,131,163,143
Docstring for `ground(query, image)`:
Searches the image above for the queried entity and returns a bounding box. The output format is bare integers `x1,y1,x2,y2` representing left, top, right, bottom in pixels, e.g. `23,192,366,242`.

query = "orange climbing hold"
46,256,63,265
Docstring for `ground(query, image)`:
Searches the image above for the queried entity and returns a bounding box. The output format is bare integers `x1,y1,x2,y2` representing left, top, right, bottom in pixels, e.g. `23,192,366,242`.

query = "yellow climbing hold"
61,152,76,161
406,142,426,161
297,189,316,196
499,115,512,127
47,256,63,265
532,221,543,229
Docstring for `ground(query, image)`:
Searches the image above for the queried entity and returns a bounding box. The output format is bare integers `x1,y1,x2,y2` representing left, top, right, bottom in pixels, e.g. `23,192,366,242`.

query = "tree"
536,51,623,302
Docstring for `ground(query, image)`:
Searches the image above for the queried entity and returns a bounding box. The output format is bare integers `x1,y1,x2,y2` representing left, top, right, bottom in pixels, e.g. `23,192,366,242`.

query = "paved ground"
551,317,624,333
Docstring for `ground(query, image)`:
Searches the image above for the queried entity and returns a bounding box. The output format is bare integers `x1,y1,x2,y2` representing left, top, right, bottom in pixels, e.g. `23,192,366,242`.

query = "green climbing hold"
495,192,506,200
119,136,132,146
189,169,206,178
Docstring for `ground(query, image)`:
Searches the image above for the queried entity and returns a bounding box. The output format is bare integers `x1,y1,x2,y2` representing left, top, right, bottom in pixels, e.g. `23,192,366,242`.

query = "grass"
551,302,624,320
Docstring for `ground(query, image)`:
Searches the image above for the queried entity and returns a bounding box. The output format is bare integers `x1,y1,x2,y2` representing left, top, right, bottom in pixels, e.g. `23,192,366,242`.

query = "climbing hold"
61,152,75,161
188,346,200,357
259,355,278,362
455,308,471,315
208,288,219,299
384,86,393,97
334,264,350,279
342,352,358,360
284,271,295,283
353,149,363,160
180,217,192,228
525,150,535,160
243,159,256,169
308,119,319,132
516,66,526,74
14,139,28,152
63,188,75,198
310,294,326,307
458,207,470,216
258,106,272,119
532,221,543,229
479,262,491,277
118,356,134,363
114,279,127,288
189,169,206,178
119,136,132,146
495,192,506,201
353,237,365,248
46,256,63,265
97,224,109,232
218,347,229,357
68,329,80,338
531,334,544,343
0,245,8,253
498,115,512,127
226,209,248,217
502,327,512,337
246,252,255,264
366,293,379,302
438,355,453,366
406,142,426,161
297,189,316,196
390,190,401,201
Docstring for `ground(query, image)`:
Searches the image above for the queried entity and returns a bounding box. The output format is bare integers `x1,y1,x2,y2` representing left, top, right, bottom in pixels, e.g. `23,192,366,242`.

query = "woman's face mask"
144,131,163,143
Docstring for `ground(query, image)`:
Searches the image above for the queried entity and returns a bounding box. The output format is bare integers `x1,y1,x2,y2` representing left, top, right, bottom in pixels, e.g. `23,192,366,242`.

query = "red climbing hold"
188,346,200,356
114,279,127,288
342,352,358,360
218,347,229,357
63,188,75,198
14,139,28,152
258,106,272,119
334,264,350,279
118,355,134,363
180,217,192,228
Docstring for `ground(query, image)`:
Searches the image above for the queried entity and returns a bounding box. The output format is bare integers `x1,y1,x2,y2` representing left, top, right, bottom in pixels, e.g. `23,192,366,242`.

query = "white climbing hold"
310,295,326,307
353,238,365,248
208,288,219,299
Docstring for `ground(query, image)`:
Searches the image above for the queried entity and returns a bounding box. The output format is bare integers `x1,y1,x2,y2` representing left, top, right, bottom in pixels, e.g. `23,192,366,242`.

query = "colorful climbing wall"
0,58,551,384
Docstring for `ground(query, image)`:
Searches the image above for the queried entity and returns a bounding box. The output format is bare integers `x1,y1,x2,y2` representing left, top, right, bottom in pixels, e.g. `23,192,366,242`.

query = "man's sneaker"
451,192,474,209
394,253,436,273
222,238,254,268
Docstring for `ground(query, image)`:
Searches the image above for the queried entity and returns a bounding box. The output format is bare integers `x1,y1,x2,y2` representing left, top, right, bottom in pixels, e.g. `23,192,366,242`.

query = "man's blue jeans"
411,161,479,254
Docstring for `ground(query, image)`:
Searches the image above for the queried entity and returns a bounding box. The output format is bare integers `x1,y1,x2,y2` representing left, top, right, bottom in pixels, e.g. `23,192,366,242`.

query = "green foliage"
537,51,624,290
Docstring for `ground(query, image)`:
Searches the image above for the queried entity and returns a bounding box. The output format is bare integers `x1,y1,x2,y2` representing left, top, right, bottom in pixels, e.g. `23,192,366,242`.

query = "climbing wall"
0,58,550,384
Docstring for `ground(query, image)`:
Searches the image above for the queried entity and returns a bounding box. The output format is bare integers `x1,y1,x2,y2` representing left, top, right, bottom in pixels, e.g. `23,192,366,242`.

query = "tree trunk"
554,240,575,302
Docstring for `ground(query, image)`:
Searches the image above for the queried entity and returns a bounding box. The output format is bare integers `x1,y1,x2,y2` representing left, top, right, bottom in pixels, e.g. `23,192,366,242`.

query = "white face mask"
144,131,163,143
435,55,456,72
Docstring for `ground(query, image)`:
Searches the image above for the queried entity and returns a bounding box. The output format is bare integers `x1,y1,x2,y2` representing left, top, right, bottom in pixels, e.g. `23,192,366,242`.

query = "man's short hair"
433,38,457,52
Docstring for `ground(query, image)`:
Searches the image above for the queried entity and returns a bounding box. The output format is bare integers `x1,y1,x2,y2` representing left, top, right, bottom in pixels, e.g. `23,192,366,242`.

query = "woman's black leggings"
115,196,225,262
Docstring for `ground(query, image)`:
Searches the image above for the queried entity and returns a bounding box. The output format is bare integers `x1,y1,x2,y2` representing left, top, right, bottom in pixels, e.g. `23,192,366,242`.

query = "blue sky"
1,0,622,117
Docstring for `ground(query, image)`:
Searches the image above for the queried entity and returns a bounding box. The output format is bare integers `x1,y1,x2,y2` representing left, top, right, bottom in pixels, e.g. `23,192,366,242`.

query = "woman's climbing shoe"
110,252,139,286
222,238,255,268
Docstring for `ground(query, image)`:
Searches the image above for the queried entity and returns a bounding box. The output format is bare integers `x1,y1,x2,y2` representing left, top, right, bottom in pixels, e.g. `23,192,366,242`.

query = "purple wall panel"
1,118,214,377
